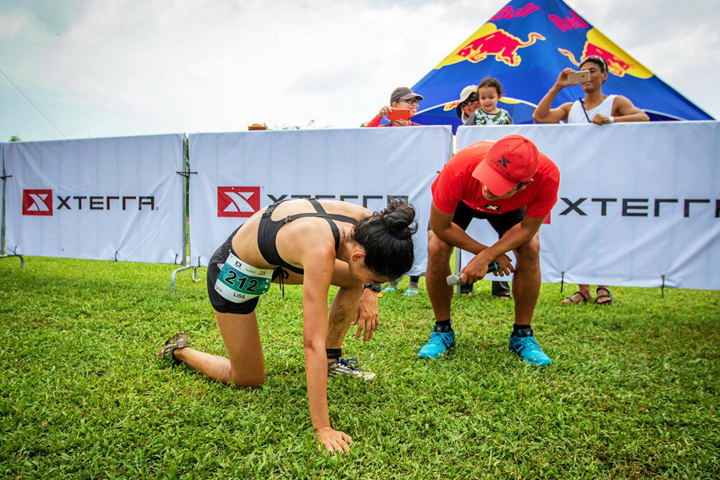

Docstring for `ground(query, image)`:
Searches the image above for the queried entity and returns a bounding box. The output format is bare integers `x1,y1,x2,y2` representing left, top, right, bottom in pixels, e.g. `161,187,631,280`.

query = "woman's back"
233,199,371,272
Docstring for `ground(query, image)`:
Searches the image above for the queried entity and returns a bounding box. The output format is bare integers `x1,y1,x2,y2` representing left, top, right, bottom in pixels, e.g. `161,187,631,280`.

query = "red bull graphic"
435,24,545,69
490,2,541,21
458,29,545,66
548,10,588,32
558,28,652,79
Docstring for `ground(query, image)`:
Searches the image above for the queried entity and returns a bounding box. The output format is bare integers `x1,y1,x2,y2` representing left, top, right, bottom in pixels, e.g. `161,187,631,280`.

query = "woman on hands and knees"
157,199,417,453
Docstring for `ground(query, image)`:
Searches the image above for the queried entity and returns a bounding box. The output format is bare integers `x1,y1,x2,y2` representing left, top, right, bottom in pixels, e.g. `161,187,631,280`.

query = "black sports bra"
257,198,358,275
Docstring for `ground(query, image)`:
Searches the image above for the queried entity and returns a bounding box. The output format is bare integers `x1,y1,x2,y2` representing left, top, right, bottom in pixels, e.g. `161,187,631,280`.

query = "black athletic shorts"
206,228,283,315
451,201,526,237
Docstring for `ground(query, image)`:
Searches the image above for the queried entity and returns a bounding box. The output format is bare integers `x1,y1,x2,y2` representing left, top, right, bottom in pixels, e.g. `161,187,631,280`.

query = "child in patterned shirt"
466,77,513,126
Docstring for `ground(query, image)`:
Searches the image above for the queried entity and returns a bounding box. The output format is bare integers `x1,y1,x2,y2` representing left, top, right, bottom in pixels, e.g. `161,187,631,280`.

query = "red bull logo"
490,2,541,21
558,28,652,79
457,29,545,66
548,10,588,32
434,24,545,70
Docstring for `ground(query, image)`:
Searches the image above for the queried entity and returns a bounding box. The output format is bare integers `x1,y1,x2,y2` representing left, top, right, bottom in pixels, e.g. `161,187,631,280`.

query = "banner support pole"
0,159,24,269
454,248,462,295
171,135,199,291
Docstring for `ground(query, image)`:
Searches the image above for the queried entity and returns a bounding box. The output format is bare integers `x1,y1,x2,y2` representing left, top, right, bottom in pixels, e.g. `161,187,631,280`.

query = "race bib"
214,251,274,304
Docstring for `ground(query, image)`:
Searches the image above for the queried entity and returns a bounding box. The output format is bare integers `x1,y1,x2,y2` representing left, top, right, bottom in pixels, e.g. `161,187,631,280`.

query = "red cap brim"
472,160,516,196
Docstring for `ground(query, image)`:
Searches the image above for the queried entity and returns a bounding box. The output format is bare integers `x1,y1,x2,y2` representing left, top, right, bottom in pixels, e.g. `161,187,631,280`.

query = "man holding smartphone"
365,86,424,296
365,87,424,127
533,55,649,306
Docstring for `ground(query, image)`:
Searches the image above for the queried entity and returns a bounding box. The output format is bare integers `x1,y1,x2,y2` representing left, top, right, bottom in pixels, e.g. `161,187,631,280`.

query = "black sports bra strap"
308,197,326,213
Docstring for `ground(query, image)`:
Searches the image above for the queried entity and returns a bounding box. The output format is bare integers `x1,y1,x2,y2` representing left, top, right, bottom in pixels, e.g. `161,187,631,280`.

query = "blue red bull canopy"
411,0,713,130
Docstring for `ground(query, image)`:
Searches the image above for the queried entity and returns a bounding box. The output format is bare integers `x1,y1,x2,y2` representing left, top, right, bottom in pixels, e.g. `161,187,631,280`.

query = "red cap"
472,135,540,196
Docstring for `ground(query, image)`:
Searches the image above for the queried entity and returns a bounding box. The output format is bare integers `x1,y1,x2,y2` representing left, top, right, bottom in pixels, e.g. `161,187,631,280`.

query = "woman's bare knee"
231,372,265,389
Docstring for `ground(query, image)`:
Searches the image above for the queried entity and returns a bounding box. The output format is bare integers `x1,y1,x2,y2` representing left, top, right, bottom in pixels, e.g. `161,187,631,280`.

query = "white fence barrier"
4,134,185,263
456,121,720,290
1,122,718,291
188,127,454,275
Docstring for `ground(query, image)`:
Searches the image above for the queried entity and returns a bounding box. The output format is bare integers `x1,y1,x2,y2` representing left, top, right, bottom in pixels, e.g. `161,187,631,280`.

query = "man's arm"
592,96,650,124
430,202,489,254
533,68,576,124
612,96,650,122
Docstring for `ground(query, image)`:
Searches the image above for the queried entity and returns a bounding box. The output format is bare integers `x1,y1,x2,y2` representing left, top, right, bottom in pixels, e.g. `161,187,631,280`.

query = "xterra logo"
217,187,408,217
22,189,53,216
218,187,261,218
265,193,408,207
559,197,720,218
21,189,156,216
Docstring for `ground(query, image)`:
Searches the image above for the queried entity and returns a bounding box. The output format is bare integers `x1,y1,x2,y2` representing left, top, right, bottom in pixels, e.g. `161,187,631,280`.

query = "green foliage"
269,119,331,131
1,257,719,478
9,136,21,142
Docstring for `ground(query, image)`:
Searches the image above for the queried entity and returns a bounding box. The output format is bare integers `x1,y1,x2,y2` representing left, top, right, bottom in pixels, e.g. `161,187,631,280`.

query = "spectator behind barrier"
455,85,480,125
366,87,424,127
466,78,514,126
532,55,649,306
365,86,423,296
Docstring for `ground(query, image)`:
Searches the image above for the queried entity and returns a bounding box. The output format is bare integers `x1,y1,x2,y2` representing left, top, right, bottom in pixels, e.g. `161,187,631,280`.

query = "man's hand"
391,118,409,126
591,113,612,125
351,289,379,343
491,253,515,276
315,427,353,454
463,252,515,283
378,106,392,117
555,68,577,88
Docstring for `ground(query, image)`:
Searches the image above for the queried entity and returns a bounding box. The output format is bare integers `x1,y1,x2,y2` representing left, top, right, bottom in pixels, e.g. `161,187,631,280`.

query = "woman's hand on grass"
352,289,379,343
315,427,353,454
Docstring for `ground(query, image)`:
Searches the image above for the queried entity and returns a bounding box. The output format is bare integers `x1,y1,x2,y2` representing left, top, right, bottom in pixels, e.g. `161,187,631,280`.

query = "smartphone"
387,108,411,121
567,70,590,84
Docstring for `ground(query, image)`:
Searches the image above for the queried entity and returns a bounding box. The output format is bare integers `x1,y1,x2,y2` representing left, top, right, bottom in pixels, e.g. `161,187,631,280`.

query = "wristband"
609,116,615,123
363,283,381,293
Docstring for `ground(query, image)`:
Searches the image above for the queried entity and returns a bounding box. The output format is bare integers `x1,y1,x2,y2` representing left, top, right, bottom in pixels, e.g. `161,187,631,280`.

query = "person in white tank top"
532,56,650,305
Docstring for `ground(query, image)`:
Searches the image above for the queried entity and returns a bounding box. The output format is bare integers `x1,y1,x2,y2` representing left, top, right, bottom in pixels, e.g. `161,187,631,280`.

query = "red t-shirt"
365,115,422,127
432,140,560,218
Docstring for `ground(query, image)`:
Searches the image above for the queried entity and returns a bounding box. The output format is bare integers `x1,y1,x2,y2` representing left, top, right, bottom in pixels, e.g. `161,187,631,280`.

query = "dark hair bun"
352,201,418,279
380,202,418,239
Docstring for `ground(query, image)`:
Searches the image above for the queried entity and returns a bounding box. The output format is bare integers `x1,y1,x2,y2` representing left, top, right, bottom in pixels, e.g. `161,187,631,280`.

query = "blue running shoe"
509,328,552,366
403,289,418,297
418,324,455,359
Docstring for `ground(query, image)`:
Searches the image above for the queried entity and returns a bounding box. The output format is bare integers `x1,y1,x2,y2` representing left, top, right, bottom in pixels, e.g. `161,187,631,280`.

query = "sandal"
563,291,588,304
595,287,613,305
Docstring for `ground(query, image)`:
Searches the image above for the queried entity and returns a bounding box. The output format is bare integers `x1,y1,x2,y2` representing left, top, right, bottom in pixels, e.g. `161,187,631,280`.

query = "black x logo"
57,196,71,210
559,197,587,216
499,155,511,168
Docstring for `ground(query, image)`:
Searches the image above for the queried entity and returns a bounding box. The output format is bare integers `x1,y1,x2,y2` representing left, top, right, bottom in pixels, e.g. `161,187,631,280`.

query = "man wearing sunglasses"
533,55,649,306
366,87,424,127
365,86,424,296
419,135,560,366
455,85,480,125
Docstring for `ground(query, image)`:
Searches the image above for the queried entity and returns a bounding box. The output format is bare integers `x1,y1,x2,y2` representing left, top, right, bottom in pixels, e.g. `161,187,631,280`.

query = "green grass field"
1,256,719,479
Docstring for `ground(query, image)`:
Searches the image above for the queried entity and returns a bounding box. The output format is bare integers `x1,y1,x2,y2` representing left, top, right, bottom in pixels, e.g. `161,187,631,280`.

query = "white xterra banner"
456,121,720,290
4,134,185,263
189,127,453,275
